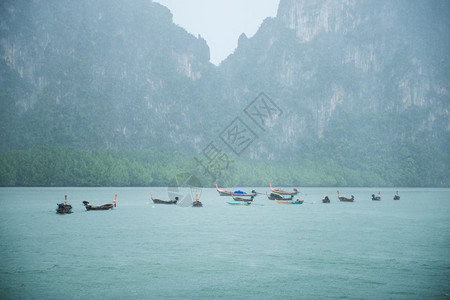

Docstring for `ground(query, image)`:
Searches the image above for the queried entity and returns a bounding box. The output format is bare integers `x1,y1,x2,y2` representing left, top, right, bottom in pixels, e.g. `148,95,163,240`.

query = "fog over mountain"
1,0,449,186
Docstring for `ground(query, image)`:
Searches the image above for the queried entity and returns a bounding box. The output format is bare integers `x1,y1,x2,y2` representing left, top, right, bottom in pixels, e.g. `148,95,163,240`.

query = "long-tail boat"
56,195,73,214
192,194,203,207
151,193,178,204
269,183,298,195
215,184,257,197
231,195,254,202
275,199,304,205
266,192,294,201
83,194,117,211
227,201,251,206
371,192,381,201
337,191,354,202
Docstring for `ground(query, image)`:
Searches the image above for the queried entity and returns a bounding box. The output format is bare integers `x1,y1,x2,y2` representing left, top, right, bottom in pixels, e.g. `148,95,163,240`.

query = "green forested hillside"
0,144,446,187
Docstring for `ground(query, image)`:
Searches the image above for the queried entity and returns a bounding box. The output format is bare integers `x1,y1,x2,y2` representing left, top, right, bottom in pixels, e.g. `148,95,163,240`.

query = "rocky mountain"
221,0,449,142
1,0,449,186
1,0,214,151
216,0,450,185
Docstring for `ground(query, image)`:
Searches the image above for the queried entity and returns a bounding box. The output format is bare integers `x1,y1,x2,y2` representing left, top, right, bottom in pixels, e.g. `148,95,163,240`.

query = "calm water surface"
0,187,449,299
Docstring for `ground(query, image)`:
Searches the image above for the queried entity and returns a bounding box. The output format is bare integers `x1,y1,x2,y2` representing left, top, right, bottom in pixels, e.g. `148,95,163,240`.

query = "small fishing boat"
266,192,294,201
83,194,117,211
269,183,298,195
372,192,381,201
393,191,400,200
151,193,178,204
337,191,354,202
322,194,330,203
56,195,73,214
192,194,203,207
215,184,257,197
275,199,304,205
231,195,254,202
227,201,251,206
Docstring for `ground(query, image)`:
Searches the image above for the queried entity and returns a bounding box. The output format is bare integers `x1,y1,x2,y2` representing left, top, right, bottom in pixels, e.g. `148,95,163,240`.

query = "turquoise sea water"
0,187,449,299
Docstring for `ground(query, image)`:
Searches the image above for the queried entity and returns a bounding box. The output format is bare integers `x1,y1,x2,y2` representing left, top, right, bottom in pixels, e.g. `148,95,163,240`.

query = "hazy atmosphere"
1,0,449,187
1,1,449,299
154,0,280,64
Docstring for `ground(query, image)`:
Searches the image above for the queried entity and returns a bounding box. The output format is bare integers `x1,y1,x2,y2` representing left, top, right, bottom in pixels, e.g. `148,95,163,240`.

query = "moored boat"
227,201,251,206
269,183,298,195
266,192,294,201
393,191,400,200
232,195,254,202
56,195,73,214
215,184,257,197
337,191,354,202
83,194,117,211
192,194,203,207
151,193,178,204
372,192,381,201
275,199,304,205
322,194,330,203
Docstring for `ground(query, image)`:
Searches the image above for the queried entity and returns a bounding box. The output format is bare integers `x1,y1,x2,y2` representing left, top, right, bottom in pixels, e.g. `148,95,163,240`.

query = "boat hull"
227,202,250,206
153,199,177,204
339,198,354,202
56,203,73,214
232,196,253,202
275,200,304,205
218,190,256,197
269,183,298,196
218,191,232,196
85,204,114,210
215,184,256,197
267,192,293,201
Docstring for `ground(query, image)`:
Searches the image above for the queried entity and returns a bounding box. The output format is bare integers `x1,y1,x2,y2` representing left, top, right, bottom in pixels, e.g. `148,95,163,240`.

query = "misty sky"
154,0,280,65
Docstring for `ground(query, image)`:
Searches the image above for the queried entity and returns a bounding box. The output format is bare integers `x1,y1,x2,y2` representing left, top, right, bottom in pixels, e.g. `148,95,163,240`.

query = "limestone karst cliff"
1,0,449,186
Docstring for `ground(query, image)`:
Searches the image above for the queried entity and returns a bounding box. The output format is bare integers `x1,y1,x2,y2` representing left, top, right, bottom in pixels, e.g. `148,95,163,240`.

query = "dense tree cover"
0,147,186,187
0,146,447,187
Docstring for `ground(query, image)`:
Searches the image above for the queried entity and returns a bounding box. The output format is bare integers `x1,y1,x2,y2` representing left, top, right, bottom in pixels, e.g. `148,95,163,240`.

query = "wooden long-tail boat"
215,184,257,197
266,192,294,201
371,192,381,201
393,191,400,200
337,191,354,202
192,194,203,207
227,201,251,206
56,195,73,214
151,193,178,204
231,195,254,202
83,194,117,211
275,199,304,205
269,183,298,195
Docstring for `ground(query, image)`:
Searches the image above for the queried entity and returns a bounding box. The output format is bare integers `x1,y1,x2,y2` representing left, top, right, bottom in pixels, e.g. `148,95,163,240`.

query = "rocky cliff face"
0,0,213,150
221,0,449,150
0,0,449,185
